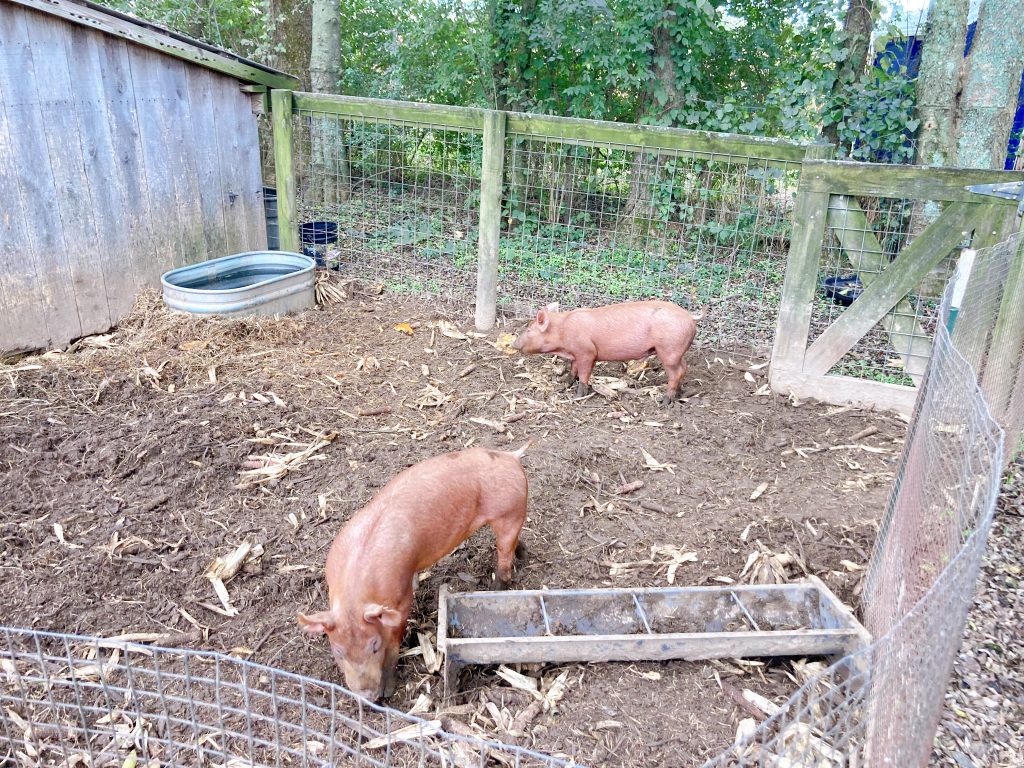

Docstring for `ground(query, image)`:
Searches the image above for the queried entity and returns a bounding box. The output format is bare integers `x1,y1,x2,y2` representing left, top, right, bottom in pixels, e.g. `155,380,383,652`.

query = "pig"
297,443,530,701
512,300,704,405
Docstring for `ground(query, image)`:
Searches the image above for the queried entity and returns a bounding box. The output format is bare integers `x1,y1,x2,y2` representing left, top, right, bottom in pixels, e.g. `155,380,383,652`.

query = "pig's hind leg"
490,504,527,589
657,348,688,406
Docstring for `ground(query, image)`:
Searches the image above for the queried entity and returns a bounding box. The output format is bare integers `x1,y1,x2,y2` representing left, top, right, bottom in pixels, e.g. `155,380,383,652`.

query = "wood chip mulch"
932,458,1024,767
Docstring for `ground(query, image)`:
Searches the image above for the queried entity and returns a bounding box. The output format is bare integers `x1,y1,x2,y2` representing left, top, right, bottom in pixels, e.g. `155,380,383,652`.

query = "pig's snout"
341,658,386,701
511,331,526,350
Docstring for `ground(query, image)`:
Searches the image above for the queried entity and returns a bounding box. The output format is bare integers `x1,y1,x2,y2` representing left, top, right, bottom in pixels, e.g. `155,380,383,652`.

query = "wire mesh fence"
0,627,576,768
496,136,802,357
947,230,1024,459
290,108,483,303
263,99,809,357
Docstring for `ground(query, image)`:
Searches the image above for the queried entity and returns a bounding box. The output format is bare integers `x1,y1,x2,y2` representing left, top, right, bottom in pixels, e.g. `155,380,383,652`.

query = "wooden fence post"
475,109,507,331
271,89,299,254
768,142,833,392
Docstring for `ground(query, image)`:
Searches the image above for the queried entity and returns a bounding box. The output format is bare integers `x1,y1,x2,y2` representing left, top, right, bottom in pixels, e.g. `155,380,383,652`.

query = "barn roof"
9,0,301,90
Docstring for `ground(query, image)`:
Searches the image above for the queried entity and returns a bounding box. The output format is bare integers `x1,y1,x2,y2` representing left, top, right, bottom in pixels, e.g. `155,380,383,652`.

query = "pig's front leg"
574,355,596,397
381,642,401,699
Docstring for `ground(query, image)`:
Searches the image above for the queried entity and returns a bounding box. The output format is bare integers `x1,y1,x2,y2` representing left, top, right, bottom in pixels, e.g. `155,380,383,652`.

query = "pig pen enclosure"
0,289,901,766
2,84,1024,768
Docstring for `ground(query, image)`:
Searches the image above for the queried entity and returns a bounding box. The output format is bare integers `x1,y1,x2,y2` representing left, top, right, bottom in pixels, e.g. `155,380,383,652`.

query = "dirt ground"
0,281,907,766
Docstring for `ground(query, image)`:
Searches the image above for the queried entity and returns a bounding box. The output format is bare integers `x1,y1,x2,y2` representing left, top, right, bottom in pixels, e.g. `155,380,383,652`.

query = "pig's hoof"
515,541,528,561
659,393,677,407
492,574,511,590
575,382,591,398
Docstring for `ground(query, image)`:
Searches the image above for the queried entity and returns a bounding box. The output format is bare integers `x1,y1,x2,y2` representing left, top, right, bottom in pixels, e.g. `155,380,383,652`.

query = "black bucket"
300,221,339,245
263,187,279,250
299,221,340,267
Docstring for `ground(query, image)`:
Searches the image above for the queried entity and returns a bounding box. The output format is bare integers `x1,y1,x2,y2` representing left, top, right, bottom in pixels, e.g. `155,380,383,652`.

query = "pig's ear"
297,610,337,635
535,309,550,331
363,603,403,628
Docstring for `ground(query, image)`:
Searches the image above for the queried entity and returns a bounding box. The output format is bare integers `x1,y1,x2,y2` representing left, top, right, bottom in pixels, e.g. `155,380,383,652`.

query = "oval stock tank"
161,251,315,317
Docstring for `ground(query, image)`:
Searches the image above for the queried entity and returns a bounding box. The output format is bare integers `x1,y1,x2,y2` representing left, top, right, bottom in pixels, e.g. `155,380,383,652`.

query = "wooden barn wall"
0,4,267,353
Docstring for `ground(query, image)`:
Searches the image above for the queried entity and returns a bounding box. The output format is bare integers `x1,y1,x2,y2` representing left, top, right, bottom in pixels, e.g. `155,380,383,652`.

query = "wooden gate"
770,160,1024,414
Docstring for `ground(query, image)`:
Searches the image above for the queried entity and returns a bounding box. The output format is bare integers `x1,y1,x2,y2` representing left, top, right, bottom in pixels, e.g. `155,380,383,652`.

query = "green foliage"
821,68,919,164
103,0,271,58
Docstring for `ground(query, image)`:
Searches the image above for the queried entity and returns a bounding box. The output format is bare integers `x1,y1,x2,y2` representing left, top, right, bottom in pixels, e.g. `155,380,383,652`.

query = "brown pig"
512,300,704,404
297,444,530,701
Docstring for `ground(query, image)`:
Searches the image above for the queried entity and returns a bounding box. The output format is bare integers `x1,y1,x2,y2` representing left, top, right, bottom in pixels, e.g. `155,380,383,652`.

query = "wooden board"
160,55,206,268
8,0,300,90
769,182,830,374
31,14,112,336
184,66,229,260
228,81,268,252
0,6,83,347
96,35,157,301
65,24,139,320
505,113,809,166
0,9,49,351
129,47,184,280
803,160,1024,203
770,368,919,416
293,92,486,132
214,76,256,253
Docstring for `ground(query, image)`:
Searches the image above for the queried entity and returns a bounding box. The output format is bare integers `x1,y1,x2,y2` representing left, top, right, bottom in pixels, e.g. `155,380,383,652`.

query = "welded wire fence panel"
0,627,575,768
704,261,1004,767
498,137,802,357
812,197,958,387
290,109,482,301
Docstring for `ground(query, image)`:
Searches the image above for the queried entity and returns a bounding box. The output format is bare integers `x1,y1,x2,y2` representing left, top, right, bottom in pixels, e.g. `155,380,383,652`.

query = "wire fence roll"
0,626,577,768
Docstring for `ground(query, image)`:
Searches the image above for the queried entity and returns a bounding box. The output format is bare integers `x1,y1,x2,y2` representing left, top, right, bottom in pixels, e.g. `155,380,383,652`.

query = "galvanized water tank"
161,251,315,317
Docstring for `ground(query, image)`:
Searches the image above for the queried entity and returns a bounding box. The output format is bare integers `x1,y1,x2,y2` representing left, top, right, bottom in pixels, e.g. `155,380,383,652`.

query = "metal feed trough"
438,577,869,687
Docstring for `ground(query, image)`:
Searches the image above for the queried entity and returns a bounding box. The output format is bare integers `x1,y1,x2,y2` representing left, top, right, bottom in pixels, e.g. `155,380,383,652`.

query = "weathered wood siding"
0,3,267,353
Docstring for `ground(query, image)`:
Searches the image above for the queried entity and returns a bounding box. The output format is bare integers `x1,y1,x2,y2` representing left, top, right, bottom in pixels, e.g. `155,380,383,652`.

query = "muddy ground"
0,282,906,766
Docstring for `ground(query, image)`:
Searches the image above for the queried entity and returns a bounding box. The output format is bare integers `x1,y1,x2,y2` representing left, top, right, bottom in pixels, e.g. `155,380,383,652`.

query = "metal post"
475,110,507,331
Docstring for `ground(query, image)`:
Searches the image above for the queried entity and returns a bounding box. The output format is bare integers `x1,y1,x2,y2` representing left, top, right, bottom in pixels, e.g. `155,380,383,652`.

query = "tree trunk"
622,22,681,225
266,0,313,88
310,0,349,204
913,0,969,167
822,0,876,148
955,0,1024,169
